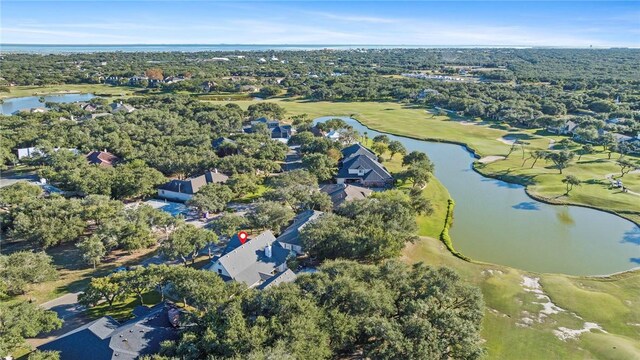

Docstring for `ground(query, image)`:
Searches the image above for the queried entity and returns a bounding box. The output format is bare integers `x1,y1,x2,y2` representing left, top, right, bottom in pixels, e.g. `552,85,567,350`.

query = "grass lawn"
225,98,640,359
235,183,269,203
2,242,160,305
0,84,137,99
226,98,640,225
85,291,162,322
403,233,640,359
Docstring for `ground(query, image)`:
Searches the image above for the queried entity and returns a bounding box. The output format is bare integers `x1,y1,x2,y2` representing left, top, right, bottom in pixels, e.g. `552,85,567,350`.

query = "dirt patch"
496,137,517,145
478,156,506,164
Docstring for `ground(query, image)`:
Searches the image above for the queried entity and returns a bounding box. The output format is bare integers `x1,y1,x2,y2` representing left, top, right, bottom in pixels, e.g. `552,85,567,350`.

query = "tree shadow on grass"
502,133,537,141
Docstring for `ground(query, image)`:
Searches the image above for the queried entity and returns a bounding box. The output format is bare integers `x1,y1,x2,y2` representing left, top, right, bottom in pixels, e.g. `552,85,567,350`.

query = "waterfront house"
336,144,393,188
320,183,373,209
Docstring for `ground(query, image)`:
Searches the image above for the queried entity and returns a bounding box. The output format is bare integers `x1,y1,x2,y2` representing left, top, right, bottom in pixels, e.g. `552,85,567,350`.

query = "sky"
1,1,639,47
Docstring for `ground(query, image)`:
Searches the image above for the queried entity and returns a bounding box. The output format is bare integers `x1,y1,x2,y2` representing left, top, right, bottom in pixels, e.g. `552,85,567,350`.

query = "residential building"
276,210,324,254
80,103,98,112
78,112,112,122
341,143,378,161
336,144,393,187
18,147,79,160
110,102,136,114
38,303,180,360
208,230,294,288
17,147,43,160
325,129,342,141
257,269,297,290
212,137,238,156
86,150,120,167
320,183,373,209
547,120,578,135
157,170,229,202
282,146,302,171
246,118,294,142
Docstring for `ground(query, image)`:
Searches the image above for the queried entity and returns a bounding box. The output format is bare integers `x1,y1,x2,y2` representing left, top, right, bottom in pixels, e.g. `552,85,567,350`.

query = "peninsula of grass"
226,99,640,225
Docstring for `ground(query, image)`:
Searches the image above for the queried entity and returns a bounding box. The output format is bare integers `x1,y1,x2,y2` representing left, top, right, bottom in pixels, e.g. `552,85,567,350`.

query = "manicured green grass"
222,99,640,359
0,84,136,99
6,243,160,305
235,183,269,203
403,234,640,359
85,291,162,322
378,150,450,239
226,99,640,225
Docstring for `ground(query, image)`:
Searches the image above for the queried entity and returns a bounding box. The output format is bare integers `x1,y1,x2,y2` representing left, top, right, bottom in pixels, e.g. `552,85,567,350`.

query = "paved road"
0,171,38,188
27,292,92,348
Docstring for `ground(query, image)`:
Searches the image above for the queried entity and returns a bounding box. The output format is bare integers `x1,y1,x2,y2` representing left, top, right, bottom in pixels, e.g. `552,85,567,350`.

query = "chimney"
214,168,218,173
264,245,272,258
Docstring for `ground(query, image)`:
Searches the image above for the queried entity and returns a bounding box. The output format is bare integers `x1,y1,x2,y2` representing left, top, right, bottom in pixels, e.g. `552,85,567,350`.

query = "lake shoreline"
349,115,640,228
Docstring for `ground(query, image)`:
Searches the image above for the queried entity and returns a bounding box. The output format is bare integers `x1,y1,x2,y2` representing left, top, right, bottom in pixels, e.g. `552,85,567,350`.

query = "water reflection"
315,116,639,275
622,227,640,245
512,202,540,211
556,208,576,226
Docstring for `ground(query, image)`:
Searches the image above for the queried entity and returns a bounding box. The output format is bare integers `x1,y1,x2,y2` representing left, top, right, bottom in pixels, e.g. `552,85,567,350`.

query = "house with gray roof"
341,143,378,161
110,102,136,114
157,170,229,202
547,120,579,135
276,210,323,254
245,118,294,143
208,230,293,288
336,144,393,188
38,303,179,360
257,269,297,290
320,183,373,209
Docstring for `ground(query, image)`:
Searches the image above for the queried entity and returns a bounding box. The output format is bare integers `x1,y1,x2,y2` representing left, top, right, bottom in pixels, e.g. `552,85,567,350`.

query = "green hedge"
439,199,472,261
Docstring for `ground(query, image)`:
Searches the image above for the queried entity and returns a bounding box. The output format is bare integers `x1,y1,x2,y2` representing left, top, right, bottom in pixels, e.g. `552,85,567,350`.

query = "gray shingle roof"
38,304,178,360
257,269,298,290
276,210,323,247
320,184,373,208
341,143,377,161
158,170,228,195
336,154,393,183
217,230,290,287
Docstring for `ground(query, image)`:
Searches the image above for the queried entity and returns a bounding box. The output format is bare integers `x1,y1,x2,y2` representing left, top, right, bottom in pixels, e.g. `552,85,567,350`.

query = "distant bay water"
0,44,533,54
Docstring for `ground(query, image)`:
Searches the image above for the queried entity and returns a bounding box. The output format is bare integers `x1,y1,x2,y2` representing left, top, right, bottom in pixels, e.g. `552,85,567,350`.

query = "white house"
209,231,293,288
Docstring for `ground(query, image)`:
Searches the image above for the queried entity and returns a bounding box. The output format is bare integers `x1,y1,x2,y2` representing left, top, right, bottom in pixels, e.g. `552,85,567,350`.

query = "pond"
315,116,640,276
1,93,96,115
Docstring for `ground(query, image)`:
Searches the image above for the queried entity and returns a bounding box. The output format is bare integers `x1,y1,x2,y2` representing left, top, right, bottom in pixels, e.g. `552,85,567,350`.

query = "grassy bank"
226,99,639,225
403,233,640,359
224,98,640,359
